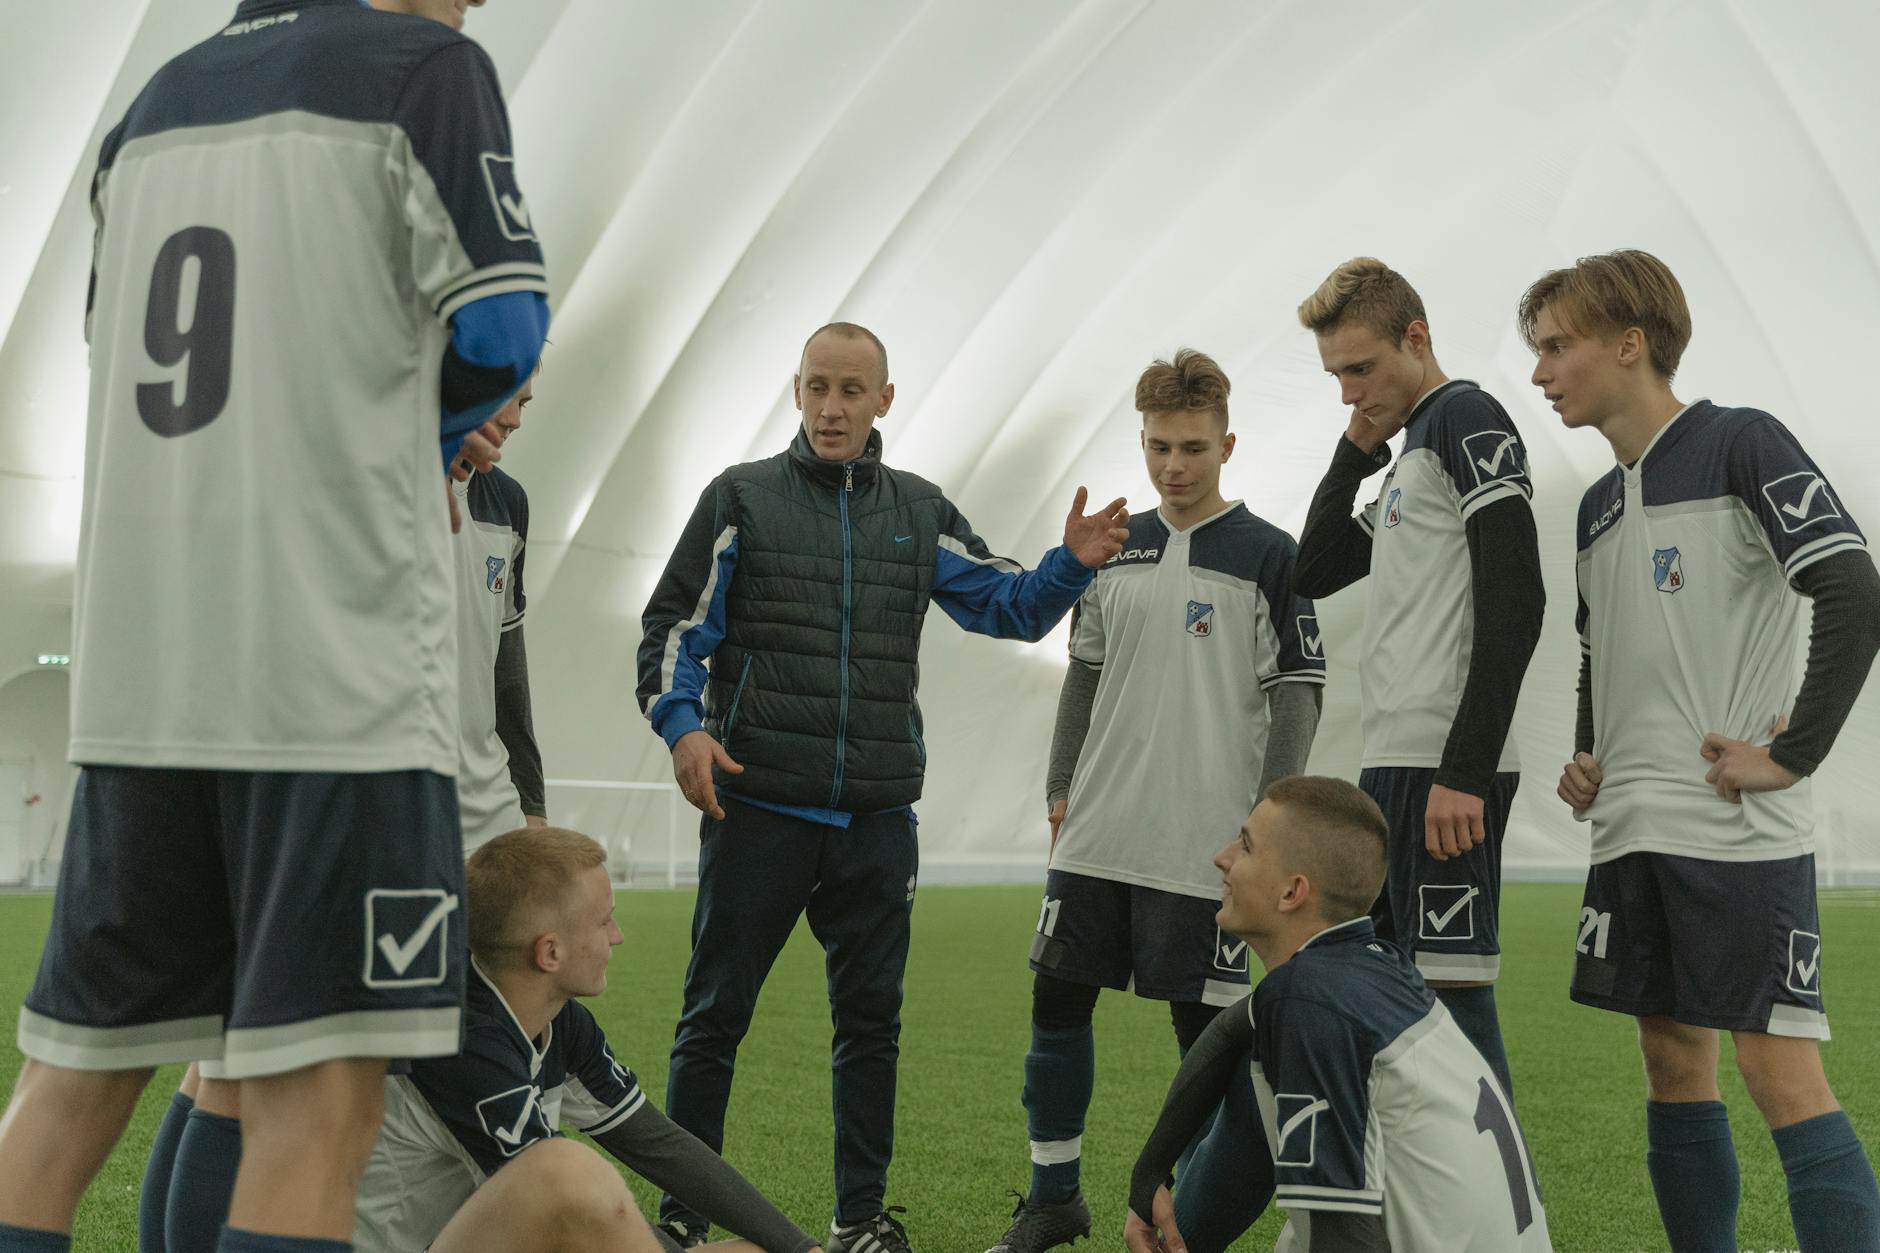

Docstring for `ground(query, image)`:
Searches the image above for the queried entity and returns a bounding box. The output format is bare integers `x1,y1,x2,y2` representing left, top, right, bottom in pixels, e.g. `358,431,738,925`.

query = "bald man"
637,323,1129,1253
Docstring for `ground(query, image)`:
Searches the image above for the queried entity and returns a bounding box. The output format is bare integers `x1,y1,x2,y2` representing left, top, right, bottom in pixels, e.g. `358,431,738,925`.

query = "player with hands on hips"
1528,248,1880,1253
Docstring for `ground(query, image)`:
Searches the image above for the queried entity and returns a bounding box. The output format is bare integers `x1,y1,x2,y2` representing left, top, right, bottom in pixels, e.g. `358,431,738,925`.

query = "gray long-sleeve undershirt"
590,1102,817,1253
1045,661,1321,806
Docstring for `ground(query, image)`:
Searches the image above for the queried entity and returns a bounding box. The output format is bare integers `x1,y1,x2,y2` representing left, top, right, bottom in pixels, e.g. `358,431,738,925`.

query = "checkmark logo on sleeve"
377,895,459,975
1274,1094,1328,1167
493,1088,539,1144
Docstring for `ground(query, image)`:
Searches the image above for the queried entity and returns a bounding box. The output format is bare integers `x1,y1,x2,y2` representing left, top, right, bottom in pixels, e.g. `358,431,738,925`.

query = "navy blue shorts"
1028,869,1250,1006
1359,766,1518,983
1570,851,1827,1038
19,766,466,1078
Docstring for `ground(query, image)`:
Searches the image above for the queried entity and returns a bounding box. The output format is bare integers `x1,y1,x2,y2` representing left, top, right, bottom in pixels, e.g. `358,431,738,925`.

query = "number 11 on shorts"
1038,896,1062,938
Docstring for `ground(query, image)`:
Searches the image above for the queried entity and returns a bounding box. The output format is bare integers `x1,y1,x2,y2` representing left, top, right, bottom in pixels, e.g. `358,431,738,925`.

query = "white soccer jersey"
1053,504,1325,898
71,3,549,774
356,964,644,1253
1355,381,1533,771
454,468,528,850
1255,919,1551,1252
1575,402,1865,862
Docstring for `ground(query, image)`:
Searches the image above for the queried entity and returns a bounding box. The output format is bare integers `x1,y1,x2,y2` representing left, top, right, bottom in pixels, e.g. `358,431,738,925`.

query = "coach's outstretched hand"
1124,1186,1186,1253
1064,487,1130,568
1557,751,1603,813
672,729,744,821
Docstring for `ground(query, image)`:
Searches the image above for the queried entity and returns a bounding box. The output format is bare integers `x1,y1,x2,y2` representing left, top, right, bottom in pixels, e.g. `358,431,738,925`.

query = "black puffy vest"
705,429,944,812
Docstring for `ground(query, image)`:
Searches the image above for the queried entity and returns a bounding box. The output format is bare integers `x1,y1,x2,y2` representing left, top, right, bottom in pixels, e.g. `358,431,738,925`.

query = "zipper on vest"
830,462,855,806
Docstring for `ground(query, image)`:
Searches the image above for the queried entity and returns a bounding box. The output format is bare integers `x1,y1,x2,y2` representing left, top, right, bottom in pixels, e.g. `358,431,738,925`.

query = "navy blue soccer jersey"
1574,402,1866,862
1253,919,1549,1251
1054,503,1325,898
356,964,644,1249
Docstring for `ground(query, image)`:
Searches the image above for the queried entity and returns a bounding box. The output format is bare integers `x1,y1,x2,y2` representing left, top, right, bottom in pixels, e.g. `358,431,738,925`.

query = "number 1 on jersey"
1474,1077,1540,1233
137,226,236,437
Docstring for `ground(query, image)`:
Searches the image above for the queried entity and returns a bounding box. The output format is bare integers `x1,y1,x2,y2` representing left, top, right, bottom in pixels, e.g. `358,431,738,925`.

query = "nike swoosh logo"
1219,940,1248,964
492,1088,540,1145
1279,1098,1329,1150
1796,953,1820,985
1425,886,1479,933
895,534,913,543
499,191,532,231
1475,434,1518,476
1779,478,1827,519
376,895,459,975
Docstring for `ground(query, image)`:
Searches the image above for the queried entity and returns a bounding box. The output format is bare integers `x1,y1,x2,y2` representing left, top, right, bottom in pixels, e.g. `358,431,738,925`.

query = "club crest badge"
1383,487,1403,528
1186,600,1214,637
486,555,506,594
1652,546,1683,594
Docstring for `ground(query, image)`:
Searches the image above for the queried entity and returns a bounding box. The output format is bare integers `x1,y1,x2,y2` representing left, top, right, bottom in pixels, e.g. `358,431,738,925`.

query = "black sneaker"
657,1218,709,1250
829,1206,913,1253
985,1190,1092,1253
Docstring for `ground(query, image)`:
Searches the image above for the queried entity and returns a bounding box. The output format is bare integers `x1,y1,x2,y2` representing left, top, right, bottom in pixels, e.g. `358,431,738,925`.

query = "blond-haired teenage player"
1524,248,1880,1253
1292,259,1544,1101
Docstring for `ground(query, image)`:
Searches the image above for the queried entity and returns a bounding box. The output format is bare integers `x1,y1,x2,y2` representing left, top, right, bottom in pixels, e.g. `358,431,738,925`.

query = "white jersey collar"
473,959,553,1073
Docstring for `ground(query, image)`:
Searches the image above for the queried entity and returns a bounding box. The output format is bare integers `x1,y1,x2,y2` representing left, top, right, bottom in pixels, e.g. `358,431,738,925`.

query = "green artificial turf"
2,883,1876,1251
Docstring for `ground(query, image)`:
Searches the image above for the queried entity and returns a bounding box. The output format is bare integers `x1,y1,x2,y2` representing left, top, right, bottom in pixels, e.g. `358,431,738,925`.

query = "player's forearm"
1258,683,1322,800
494,625,546,816
1770,550,1880,777
440,292,549,467
1127,997,1254,1221
1436,499,1545,795
1296,437,1385,598
592,1106,818,1253
1046,660,1100,803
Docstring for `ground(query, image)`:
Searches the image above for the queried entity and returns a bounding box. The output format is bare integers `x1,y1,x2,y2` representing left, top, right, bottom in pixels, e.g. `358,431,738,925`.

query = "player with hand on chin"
1125,777,1550,1253
1527,248,1880,1253
986,350,1323,1253
1292,258,1544,1104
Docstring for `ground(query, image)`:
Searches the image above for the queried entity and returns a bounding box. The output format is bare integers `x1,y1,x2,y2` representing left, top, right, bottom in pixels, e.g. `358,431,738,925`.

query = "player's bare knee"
1637,1018,1719,1100
1732,1032,1836,1125
515,1138,631,1231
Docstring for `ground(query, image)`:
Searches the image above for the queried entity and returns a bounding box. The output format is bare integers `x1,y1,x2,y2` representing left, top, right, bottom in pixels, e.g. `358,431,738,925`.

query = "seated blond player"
355,827,821,1253
1125,778,1549,1253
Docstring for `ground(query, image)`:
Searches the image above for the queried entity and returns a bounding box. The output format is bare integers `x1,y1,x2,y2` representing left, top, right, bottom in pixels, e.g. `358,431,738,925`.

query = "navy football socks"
1435,984,1513,1098
1646,1100,1739,1253
1023,1023,1094,1204
1774,1109,1880,1252
140,1091,195,1253
216,1233,349,1253
0,1223,70,1252
168,1109,243,1253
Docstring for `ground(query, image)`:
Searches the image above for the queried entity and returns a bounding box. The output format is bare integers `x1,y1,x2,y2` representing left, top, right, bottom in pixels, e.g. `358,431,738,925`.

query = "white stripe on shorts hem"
1415,951,1500,982
1030,1135,1082,1165
207,1007,463,1080
17,1007,224,1071
1766,1003,1831,1040
1201,978,1249,1007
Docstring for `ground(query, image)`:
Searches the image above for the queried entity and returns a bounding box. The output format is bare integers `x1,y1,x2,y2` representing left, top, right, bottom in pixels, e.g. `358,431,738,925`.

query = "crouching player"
353,827,820,1253
1126,778,1549,1253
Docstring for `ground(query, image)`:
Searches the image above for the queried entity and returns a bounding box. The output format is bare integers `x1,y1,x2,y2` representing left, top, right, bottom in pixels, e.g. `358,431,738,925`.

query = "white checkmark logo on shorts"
377,895,458,975
1425,886,1478,933
363,888,460,988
